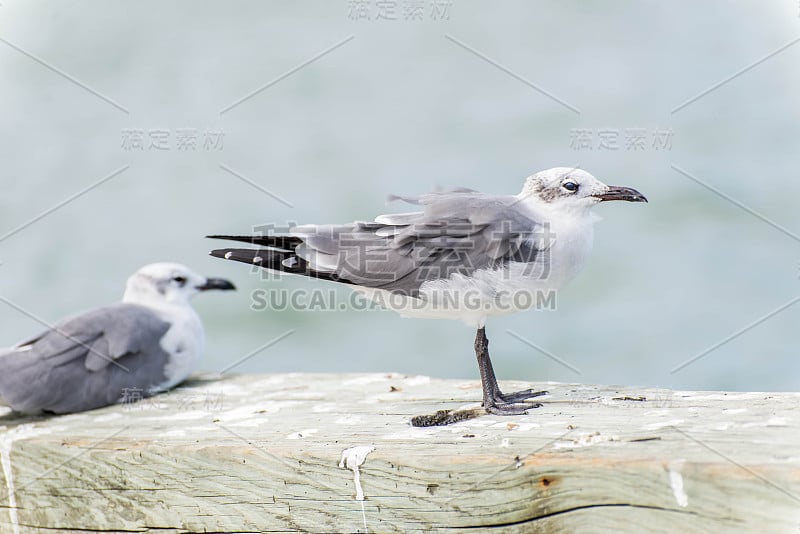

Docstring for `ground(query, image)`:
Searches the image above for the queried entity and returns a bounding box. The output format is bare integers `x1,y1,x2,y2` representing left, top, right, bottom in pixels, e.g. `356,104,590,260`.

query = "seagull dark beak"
196,277,236,291
594,186,648,203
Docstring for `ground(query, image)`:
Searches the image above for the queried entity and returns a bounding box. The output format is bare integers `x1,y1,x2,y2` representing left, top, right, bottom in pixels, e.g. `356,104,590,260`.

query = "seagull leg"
474,327,547,415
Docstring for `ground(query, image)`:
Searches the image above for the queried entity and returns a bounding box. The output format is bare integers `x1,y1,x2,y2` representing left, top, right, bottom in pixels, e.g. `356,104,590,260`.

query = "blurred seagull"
0,263,235,414
209,168,646,416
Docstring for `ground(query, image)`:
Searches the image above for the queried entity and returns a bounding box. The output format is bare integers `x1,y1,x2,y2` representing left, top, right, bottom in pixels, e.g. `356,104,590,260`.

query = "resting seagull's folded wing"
0,304,172,414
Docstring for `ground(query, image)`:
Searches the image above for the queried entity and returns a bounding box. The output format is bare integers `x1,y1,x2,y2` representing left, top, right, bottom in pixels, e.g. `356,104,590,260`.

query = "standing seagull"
209,168,646,416
0,263,235,414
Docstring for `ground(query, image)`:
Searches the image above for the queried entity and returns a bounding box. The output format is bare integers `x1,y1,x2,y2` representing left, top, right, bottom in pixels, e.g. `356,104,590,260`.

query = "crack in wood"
458,503,706,529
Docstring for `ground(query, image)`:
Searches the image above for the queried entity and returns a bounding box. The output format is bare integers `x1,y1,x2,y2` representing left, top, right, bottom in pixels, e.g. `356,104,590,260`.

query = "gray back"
292,191,549,295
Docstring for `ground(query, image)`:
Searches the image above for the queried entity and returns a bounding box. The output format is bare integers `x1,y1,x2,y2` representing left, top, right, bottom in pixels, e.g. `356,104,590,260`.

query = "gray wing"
0,303,172,414
291,190,550,295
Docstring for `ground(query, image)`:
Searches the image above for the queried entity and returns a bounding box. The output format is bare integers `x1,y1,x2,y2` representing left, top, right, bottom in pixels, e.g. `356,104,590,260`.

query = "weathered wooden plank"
0,373,798,533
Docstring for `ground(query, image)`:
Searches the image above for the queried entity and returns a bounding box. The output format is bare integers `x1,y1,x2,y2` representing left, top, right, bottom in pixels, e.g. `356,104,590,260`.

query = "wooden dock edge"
0,372,798,533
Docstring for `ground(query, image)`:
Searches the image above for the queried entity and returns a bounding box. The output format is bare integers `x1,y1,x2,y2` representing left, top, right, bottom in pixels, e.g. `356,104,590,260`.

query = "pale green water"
0,1,798,391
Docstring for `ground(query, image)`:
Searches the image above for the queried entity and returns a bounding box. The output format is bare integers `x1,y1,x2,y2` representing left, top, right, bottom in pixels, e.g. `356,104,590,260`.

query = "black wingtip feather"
209,247,355,286
209,248,267,265
206,234,302,250
206,234,264,244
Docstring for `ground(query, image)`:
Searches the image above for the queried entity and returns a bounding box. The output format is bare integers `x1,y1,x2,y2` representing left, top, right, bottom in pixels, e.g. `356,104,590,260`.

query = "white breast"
151,305,205,391
545,211,596,288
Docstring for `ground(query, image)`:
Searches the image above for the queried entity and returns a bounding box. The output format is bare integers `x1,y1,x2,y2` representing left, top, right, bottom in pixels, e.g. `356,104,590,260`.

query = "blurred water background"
0,1,798,392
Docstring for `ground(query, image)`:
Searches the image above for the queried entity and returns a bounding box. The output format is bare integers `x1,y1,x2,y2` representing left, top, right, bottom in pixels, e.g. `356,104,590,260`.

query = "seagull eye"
562,181,579,193
173,276,187,286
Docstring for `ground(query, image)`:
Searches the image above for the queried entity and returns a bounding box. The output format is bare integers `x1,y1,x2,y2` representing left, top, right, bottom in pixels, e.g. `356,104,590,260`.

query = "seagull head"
519,167,647,212
123,262,236,306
